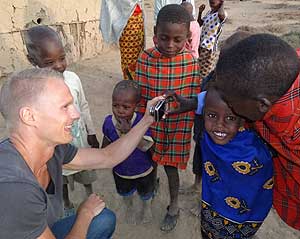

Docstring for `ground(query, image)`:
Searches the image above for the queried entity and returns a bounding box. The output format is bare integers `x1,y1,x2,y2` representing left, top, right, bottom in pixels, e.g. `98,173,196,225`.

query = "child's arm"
197,4,205,26
164,91,206,114
218,0,226,22
87,135,100,148
75,74,100,148
101,135,111,148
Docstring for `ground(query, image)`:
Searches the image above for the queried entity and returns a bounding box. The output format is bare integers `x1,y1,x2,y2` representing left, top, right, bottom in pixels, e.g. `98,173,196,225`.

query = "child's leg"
136,167,157,223
112,171,137,224
83,184,93,196
63,176,73,209
160,165,180,232
73,170,97,198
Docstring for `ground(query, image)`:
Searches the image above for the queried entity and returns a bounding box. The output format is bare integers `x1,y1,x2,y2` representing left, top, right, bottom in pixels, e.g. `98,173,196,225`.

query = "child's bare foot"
190,203,201,217
125,204,137,224
141,199,153,224
123,195,137,224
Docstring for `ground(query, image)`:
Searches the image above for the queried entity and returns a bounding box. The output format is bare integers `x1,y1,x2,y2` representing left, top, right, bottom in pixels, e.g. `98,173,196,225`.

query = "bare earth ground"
1,0,300,238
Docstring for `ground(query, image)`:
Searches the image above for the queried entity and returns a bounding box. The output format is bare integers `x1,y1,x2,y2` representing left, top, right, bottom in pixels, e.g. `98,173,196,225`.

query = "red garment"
136,47,201,169
133,4,142,15
255,49,300,229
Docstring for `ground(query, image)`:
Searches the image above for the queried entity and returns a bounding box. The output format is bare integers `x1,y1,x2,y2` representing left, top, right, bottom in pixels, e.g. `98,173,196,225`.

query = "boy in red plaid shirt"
135,4,201,232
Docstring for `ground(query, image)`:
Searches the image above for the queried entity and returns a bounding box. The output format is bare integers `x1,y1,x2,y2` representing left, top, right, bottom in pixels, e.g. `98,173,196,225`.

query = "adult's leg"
160,165,180,232
51,208,116,239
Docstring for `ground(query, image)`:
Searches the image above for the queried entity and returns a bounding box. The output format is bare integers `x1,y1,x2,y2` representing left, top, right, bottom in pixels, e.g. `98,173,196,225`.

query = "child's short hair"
215,33,300,99
24,25,61,59
112,80,141,103
156,4,190,30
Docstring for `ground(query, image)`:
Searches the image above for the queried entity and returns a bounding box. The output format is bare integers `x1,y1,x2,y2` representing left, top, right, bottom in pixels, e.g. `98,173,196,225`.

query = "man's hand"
115,118,131,134
87,134,100,148
77,193,106,218
143,95,166,124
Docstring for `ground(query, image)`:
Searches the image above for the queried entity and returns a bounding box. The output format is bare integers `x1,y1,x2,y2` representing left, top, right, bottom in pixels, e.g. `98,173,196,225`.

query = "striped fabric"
135,47,201,169
255,52,300,229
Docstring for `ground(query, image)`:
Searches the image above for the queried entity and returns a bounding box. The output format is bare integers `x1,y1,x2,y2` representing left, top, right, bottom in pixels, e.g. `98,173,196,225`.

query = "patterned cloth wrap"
201,130,273,239
198,10,226,78
136,47,201,169
119,5,144,80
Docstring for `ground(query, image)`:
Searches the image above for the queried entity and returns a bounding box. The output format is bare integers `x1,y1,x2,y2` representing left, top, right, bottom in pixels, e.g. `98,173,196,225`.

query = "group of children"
22,1,300,239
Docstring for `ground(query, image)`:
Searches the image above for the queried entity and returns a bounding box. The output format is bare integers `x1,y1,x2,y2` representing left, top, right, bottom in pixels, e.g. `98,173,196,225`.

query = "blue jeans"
51,208,116,239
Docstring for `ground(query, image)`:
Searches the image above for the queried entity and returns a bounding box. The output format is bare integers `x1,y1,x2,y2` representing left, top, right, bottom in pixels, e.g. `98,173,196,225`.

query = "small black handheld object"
150,99,166,121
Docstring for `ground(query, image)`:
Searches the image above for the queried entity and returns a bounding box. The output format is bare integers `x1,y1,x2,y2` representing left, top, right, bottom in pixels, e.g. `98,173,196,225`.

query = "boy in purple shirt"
101,80,156,224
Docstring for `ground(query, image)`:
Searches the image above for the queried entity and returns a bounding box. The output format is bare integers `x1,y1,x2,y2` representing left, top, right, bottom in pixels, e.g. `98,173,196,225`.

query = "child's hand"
199,4,205,13
163,90,198,114
115,118,131,134
87,134,100,148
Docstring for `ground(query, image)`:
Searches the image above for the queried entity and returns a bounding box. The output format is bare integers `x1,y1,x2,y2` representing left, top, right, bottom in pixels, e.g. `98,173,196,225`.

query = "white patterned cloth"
200,10,227,52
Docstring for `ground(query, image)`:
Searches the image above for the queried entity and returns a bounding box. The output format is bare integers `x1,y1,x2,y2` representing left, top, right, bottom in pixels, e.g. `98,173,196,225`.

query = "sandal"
160,206,179,232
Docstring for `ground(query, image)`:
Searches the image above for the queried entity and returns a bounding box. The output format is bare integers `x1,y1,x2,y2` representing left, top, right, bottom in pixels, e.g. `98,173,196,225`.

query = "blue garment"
201,130,273,238
51,208,116,239
102,113,152,177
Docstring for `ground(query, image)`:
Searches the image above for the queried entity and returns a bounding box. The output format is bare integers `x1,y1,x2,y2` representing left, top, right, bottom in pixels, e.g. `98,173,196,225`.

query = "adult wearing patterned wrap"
100,0,145,80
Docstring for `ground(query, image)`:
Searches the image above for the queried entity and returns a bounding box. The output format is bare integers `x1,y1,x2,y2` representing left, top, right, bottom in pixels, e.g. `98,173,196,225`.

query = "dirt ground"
1,0,300,238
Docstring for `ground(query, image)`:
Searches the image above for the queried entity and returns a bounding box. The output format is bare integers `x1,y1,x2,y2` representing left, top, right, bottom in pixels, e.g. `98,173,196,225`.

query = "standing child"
101,80,156,224
199,87,273,239
198,0,227,78
136,4,201,232
100,0,145,79
25,25,99,214
181,1,201,58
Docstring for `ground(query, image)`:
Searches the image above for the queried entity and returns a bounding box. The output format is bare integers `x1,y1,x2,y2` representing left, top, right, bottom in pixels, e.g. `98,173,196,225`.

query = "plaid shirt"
255,50,300,229
136,47,201,169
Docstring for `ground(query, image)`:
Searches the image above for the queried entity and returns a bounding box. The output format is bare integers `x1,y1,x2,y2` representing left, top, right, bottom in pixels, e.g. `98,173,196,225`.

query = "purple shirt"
102,113,153,177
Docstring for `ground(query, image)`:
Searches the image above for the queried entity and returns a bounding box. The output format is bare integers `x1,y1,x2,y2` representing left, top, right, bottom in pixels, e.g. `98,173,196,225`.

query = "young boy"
135,4,201,232
197,87,273,238
198,0,226,78
101,80,156,224
25,25,99,214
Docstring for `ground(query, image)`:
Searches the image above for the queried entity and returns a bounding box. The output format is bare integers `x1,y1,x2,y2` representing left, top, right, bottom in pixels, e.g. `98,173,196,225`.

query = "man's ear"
257,97,273,114
19,107,36,126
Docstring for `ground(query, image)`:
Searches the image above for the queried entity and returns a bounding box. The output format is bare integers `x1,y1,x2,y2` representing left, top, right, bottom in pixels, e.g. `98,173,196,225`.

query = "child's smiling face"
204,88,242,145
33,38,67,73
154,22,190,58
